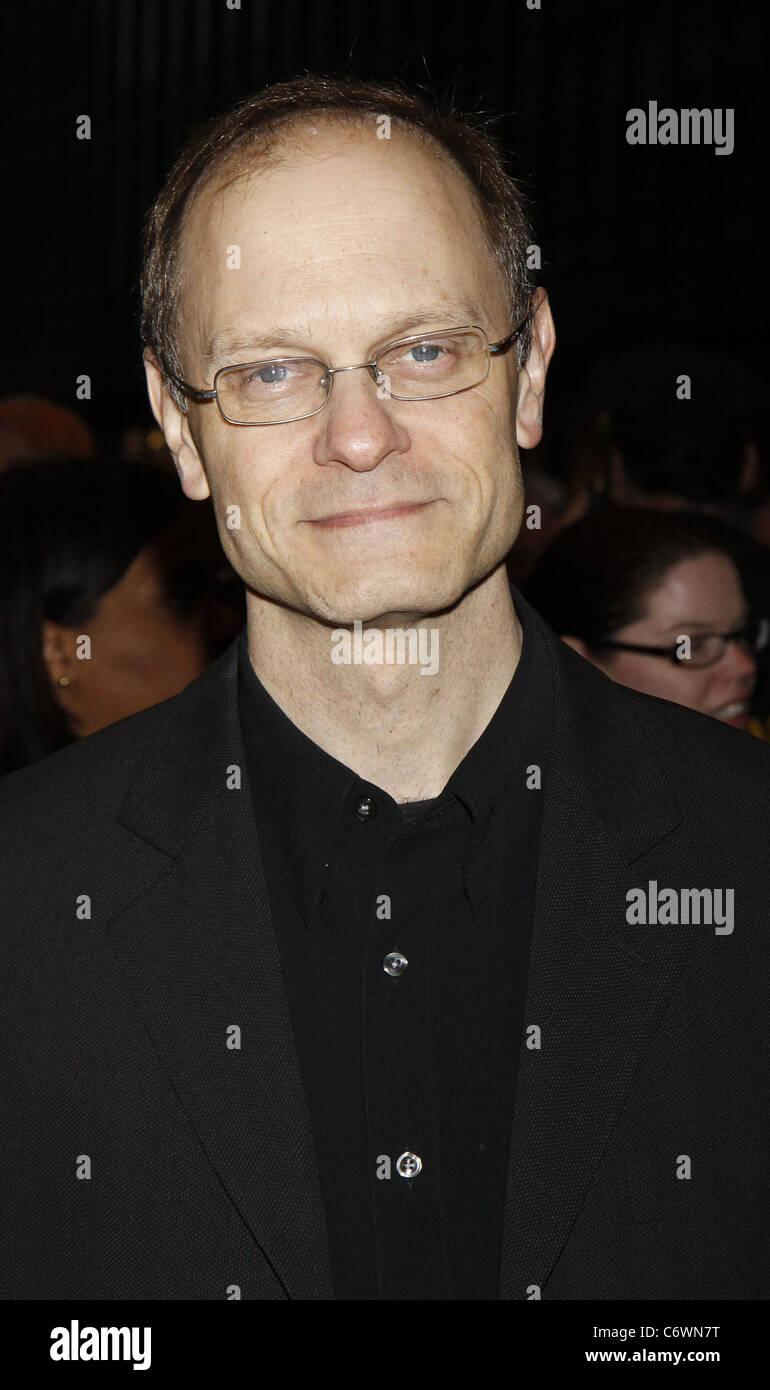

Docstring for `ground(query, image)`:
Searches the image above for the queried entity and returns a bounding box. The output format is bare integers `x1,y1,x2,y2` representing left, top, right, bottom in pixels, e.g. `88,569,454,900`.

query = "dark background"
2,0,766,458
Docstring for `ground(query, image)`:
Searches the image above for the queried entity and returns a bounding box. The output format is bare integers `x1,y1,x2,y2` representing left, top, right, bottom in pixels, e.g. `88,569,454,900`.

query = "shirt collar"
237,650,356,929
237,589,552,927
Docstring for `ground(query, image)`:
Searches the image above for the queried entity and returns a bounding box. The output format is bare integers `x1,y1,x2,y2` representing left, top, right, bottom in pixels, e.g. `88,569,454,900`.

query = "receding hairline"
184,106,493,218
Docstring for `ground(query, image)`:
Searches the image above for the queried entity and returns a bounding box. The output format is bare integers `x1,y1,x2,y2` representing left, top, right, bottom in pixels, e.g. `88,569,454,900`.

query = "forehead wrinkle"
200,297,494,366
186,139,486,276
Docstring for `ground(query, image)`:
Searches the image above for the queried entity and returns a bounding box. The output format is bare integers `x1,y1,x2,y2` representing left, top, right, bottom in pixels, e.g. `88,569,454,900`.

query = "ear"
42,619,89,731
41,618,70,684
143,350,211,501
42,619,82,719
515,289,556,451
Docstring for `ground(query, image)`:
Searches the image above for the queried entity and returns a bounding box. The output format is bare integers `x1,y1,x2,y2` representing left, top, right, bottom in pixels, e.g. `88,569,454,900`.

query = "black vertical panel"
249,0,272,74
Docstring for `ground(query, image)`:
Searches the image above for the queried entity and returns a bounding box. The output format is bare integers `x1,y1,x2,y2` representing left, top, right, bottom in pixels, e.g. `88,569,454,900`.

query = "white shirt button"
396,1151,422,1178
383,951,408,977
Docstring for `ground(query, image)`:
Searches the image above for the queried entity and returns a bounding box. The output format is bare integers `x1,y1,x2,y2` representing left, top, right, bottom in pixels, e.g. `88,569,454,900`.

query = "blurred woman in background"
0,458,242,774
523,507,768,734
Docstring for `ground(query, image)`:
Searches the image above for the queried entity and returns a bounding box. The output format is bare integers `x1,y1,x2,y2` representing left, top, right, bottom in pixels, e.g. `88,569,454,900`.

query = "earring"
58,675,71,687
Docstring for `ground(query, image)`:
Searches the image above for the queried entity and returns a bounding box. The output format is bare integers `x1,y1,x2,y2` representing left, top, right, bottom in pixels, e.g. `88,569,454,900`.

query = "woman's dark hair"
0,458,193,774
523,506,743,647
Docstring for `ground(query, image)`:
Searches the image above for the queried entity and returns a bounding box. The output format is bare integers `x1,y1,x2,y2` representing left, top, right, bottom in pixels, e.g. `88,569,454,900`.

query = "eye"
248,363,291,386
407,342,445,364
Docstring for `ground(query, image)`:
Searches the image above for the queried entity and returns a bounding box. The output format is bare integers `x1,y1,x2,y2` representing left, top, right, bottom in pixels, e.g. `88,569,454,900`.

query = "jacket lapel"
107,639,334,1300
499,598,694,1297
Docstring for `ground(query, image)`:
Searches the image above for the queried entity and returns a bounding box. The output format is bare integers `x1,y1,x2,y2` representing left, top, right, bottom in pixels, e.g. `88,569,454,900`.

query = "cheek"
207,443,287,544
686,669,720,711
656,666,711,713
609,654,691,703
665,667,711,711
105,614,163,671
648,661,712,711
448,387,518,463
91,611,206,688
653,660,697,691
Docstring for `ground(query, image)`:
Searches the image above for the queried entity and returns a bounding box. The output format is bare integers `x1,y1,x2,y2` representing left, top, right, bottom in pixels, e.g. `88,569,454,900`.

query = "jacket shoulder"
0,637,239,823
619,675,770,768
611,674,770,812
529,597,770,834
0,692,170,811
0,700,179,897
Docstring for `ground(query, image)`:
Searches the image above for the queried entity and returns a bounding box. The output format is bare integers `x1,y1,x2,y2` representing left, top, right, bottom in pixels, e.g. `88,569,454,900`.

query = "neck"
244,565,522,803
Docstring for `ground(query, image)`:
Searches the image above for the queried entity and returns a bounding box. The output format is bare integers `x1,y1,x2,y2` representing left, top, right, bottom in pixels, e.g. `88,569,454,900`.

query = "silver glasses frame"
165,296,533,426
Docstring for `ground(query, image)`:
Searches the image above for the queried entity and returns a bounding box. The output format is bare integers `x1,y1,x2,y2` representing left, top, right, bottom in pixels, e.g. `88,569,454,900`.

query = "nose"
313,363,409,474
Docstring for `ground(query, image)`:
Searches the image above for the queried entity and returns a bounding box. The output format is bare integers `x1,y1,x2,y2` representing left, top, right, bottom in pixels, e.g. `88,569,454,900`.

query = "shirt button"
383,951,408,977
396,1151,422,1178
355,796,377,820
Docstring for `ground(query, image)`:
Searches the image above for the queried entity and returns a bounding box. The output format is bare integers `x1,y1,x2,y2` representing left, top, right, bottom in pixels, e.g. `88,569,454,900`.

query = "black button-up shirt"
237,590,554,1299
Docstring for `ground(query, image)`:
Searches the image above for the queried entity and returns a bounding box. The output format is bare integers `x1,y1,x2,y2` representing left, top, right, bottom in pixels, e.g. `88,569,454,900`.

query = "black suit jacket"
2,590,769,1300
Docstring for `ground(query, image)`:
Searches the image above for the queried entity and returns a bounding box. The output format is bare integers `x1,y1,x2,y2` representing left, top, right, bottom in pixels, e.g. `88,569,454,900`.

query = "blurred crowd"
512,342,770,744
2,339,769,775
0,394,244,775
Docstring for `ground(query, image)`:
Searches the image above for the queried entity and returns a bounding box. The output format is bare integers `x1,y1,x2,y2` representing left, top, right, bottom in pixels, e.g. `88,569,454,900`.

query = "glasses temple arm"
488,294,534,355
164,369,218,402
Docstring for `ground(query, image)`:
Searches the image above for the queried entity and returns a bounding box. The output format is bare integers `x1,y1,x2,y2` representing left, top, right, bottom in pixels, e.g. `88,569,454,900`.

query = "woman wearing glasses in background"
523,506,769,737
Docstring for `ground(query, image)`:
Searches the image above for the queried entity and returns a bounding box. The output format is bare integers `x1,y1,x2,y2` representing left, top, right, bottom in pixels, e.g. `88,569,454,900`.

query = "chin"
306,567,465,626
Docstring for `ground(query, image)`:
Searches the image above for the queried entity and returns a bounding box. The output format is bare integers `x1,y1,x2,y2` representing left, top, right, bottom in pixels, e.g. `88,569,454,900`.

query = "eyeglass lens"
681,620,769,666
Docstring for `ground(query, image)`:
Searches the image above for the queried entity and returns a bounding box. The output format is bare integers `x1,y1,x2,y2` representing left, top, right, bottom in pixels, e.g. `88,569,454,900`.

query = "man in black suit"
2,75,769,1300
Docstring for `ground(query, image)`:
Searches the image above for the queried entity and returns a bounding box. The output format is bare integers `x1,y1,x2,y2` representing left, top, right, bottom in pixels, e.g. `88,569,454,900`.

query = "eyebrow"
200,300,492,366
660,614,747,633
